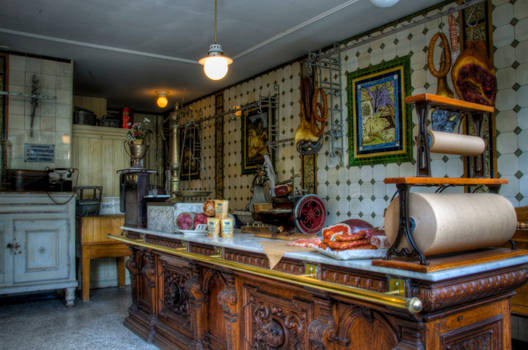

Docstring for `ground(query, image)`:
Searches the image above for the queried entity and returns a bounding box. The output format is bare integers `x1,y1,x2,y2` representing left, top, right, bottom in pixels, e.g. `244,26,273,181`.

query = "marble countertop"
122,225,528,282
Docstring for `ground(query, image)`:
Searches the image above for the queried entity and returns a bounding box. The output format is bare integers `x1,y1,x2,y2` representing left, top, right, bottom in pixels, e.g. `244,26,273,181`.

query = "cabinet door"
0,219,12,286
13,218,70,283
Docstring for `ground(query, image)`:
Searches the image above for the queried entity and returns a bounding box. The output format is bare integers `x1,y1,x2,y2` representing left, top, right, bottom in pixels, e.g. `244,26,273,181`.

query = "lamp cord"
214,0,217,43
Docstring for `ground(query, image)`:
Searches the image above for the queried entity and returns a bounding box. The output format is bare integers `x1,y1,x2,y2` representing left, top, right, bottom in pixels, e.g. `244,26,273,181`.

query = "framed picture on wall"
241,102,275,174
179,125,200,180
347,55,413,166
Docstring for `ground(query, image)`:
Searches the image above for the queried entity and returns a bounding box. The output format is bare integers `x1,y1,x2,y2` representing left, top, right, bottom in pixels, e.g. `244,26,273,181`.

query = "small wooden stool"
77,215,129,301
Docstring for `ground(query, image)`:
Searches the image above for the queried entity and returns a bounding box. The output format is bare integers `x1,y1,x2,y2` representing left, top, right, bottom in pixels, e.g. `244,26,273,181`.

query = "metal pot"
73,107,96,125
127,142,147,168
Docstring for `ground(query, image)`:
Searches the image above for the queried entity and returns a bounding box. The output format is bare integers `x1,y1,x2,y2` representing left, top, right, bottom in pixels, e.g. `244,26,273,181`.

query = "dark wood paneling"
121,239,526,350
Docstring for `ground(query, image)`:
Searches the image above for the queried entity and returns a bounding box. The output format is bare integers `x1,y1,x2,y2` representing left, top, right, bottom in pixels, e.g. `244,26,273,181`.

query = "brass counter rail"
109,234,423,314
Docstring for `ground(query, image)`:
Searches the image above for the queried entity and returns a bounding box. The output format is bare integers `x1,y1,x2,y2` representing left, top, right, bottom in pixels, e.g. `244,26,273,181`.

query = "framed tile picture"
179,125,201,180
241,102,275,174
347,55,413,166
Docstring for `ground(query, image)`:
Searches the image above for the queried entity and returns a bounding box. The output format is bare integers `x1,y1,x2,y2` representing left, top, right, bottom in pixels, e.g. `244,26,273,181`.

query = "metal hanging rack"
337,0,485,54
306,43,346,166
0,90,56,100
177,85,280,129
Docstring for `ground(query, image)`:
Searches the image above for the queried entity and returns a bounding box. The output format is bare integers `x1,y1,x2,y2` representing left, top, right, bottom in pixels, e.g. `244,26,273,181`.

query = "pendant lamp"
369,0,400,7
199,0,232,80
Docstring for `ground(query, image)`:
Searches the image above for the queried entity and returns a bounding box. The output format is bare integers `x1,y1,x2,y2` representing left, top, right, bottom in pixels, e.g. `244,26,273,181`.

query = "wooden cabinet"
72,125,129,197
13,218,70,283
512,206,528,316
0,193,77,306
0,218,10,287
120,234,528,350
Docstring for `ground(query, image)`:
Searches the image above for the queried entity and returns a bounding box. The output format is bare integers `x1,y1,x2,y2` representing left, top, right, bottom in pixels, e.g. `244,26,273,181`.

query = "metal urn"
127,140,147,168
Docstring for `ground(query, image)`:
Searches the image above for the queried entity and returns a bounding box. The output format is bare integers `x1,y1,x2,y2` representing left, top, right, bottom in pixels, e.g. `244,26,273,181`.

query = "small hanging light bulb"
156,91,168,108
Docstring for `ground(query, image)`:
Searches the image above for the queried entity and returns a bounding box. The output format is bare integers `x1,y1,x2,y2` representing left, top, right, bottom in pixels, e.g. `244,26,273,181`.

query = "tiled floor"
0,287,156,350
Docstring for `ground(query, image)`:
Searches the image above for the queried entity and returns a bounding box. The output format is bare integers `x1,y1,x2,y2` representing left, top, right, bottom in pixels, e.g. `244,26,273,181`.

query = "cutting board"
254,232,317,241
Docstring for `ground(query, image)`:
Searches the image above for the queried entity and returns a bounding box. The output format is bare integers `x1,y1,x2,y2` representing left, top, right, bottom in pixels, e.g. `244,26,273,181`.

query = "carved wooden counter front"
112,229,528,350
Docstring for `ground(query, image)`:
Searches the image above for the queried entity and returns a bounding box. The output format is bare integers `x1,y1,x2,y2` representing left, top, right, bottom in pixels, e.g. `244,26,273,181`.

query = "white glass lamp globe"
369,0,400,7
199,43,233,81
202,56,230,80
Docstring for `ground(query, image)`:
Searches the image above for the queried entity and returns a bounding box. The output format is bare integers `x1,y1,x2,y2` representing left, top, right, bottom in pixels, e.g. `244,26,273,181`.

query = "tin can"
122,107,131,129
221,218,234,238
207,217,220,238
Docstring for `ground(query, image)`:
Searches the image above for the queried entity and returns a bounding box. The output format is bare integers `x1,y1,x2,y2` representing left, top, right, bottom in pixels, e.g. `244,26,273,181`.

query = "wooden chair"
77,215,129,301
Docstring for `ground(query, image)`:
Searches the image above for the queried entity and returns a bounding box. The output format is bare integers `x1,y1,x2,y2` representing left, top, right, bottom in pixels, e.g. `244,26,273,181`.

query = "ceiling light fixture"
199,0,232,80
369,0,400,7
156,91,168,108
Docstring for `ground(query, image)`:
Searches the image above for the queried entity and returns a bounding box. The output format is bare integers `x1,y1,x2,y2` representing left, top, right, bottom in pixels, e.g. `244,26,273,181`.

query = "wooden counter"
114,227,528,350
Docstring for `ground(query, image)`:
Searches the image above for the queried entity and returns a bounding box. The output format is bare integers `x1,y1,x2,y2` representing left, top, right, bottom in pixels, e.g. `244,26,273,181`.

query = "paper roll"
384,193,516,256
428,130,485,156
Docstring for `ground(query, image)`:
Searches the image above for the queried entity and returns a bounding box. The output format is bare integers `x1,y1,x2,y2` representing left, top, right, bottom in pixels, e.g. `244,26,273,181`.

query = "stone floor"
1,287,527,349
0,287,157,350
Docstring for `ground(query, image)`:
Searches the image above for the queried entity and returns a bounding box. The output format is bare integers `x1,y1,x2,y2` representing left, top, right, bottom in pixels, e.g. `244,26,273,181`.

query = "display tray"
372,247,528,273
179,229,207,235
316,247,387,260
179,224,207,235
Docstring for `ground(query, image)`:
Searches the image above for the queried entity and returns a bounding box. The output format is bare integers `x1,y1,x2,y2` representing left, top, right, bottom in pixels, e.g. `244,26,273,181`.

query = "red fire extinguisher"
122,107,131,129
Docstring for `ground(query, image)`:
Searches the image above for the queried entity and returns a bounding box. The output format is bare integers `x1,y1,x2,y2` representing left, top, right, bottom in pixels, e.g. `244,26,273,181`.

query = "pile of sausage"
319,230,376,250
319,220,385,251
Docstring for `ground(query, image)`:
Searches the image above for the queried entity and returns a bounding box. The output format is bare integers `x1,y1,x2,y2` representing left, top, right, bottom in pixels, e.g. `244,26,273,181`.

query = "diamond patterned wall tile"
496,88,518,111
445,158,463,177
518,85,528,107
518,129,528,151
520,153,528,174
502,176,520,197
499,154,520,176
519,63,528,85
494,2,514,27
360,166,373,182
373,182,385,198
498,131,519,153
516,18,528,42
372,164,385,181
400,162,415,177
497,110,519,132
497,67,516,90
495,46,516,69
495,24,515,48
515,0,528,19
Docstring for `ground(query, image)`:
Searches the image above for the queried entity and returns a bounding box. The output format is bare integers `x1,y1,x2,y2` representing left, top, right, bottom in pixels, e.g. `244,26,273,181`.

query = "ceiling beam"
0,27,199,65
233,0,361,60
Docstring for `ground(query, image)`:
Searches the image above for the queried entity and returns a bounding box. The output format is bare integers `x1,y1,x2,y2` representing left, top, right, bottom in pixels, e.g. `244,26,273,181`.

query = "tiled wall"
7,54,73,169
493,0,528,208
182,0,526,228
179,95,217,197
223,64,302,210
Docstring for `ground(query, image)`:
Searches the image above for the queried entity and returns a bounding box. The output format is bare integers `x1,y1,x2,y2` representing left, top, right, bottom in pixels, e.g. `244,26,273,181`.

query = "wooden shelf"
384,177,508,186
405,93,495,113
372,248,528,273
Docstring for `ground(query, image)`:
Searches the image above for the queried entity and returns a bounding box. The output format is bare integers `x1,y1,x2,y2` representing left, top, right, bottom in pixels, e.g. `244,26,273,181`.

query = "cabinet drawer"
13,218,71,283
